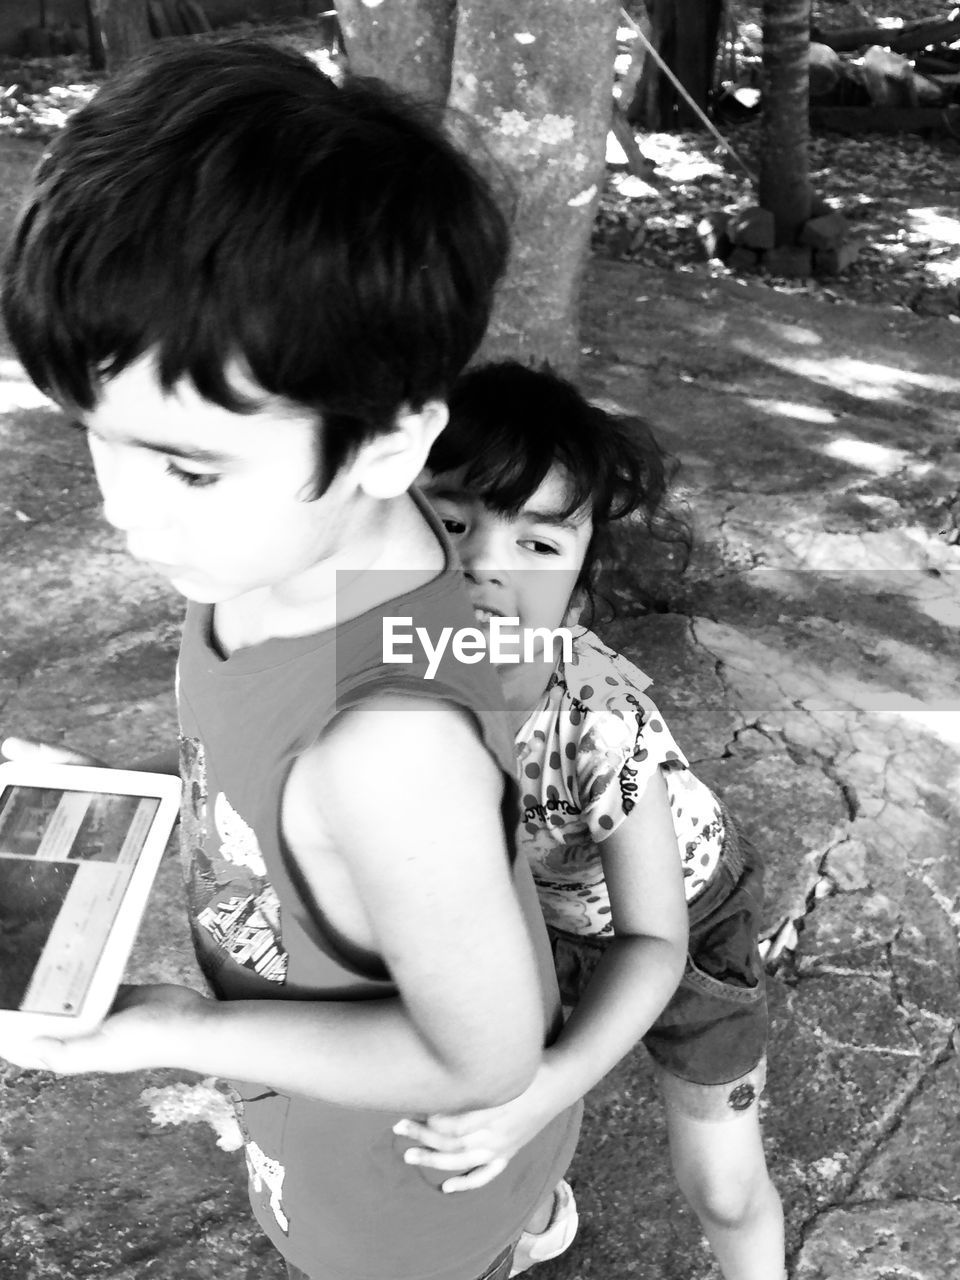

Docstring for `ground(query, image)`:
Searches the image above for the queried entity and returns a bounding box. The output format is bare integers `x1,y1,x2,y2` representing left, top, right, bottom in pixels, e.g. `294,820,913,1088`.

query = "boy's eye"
440,515,467,536
165,460,221,489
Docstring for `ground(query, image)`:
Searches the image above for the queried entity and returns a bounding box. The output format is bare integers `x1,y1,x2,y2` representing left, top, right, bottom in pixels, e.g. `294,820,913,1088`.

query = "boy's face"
423,466,592,653
76,357,362,605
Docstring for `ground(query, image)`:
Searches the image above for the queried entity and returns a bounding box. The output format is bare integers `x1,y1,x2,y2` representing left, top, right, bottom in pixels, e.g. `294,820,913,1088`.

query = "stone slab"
794,1201,960,1279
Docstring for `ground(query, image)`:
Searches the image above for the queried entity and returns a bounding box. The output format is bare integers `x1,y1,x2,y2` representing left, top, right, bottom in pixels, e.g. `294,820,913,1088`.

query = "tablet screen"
0,784,161,1017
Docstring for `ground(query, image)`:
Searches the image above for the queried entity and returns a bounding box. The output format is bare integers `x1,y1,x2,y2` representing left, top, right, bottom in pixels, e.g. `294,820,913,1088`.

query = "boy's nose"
93,444,167,536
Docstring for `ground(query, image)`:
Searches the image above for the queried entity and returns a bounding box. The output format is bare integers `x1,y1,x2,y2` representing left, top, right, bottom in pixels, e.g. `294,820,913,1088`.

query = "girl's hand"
393,1064,566,1192
0,984,209,1076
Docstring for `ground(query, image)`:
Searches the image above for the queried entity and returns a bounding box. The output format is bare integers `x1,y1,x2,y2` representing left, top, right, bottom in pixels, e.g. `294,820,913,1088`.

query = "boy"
0,43,580,1280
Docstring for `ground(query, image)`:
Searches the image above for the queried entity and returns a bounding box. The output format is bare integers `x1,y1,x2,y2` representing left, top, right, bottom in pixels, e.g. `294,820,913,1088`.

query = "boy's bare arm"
397,769,689,1188
1,701,546,1113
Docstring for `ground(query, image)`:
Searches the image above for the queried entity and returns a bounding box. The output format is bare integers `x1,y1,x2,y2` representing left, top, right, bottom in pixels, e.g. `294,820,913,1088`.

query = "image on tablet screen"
0,784,160,1017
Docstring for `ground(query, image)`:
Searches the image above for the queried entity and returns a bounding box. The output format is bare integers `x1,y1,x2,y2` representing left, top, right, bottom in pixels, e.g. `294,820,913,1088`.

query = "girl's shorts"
549,808,769,1124
286,1241,515,1280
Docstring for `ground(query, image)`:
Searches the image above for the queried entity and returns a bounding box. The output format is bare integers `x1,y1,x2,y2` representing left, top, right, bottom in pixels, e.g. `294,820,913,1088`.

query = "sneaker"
509,1179,578,1276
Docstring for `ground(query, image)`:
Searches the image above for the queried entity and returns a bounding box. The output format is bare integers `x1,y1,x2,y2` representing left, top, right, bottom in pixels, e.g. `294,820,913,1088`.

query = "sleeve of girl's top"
572,683,690,845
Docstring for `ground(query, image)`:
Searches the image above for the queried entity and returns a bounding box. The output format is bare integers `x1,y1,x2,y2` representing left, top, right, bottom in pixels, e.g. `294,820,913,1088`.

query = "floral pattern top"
516,629,724,937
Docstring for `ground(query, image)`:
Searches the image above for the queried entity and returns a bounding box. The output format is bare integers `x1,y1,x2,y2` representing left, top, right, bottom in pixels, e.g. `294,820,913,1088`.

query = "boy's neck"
213,491,445,655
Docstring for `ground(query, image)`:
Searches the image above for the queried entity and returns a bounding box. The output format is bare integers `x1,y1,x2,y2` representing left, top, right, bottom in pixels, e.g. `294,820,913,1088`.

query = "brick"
814,240,862,275
764,244,813,278
728,245,761,271
915,285,959,316
800,211,852,251
727,205,776,251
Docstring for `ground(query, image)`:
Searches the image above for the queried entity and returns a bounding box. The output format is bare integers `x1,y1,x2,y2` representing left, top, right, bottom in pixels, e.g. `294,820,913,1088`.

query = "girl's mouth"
472,605,506,625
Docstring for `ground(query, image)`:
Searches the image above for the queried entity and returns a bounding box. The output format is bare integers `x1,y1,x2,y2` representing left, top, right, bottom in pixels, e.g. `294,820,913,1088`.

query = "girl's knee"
673,1157,774,1230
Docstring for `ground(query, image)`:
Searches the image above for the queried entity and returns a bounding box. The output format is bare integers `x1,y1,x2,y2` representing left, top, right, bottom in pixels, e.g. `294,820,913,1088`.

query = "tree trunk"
759,0,812,244
84,0,107,70
450,0,619,372
336,0,618,373
336,0,457,107
629,0,723,129
91,0,152,69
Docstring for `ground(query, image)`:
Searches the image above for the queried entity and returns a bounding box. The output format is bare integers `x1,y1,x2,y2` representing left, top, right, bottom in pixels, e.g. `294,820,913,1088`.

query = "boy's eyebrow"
135,440,234,464
73,420,233,465
423,485,468,502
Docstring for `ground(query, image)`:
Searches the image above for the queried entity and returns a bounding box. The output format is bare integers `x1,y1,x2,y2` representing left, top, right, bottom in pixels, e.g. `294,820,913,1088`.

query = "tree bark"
91,0,152,69
449,0,619,372
336,0,618,372
759,0,812,245
84,0,108,70
336,0,457,107
629,0,723,129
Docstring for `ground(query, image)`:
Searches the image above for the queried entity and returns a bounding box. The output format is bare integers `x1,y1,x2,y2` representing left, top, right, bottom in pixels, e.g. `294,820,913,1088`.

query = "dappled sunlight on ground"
875,705,960,749
745,398,837,425
734,346,960,402
906,206,960,286
908,205,960,246
821,438,911,474
753,320,823,347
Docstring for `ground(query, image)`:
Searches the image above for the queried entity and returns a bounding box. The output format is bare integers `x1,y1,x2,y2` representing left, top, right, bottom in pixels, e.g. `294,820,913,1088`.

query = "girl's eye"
441,516,467,535
521,538,560,556
165,460,221,489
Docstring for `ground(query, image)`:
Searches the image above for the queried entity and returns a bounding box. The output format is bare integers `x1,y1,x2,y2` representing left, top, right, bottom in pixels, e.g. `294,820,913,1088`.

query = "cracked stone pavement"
0,255,958,1279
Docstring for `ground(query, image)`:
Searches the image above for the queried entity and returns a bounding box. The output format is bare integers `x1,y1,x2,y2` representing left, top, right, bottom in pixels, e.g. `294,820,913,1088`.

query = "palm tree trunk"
759,0,812,244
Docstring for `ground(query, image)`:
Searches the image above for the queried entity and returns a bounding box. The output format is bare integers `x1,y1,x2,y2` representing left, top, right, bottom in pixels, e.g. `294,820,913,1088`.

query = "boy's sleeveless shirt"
175,504,579,1280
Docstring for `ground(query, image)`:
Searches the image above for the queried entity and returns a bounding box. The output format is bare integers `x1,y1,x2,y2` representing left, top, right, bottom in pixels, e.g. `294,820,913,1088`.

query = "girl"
398,362,785,1280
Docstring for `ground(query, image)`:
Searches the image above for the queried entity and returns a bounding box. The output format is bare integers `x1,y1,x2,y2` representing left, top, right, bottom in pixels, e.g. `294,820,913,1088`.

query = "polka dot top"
515,629,724,937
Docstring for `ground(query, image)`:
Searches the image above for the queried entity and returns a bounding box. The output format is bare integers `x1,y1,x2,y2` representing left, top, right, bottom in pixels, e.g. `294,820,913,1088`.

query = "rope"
619,5,757,183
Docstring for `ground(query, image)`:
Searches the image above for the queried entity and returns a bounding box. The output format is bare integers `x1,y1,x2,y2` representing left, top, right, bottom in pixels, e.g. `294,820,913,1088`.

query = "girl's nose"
459,524,507,586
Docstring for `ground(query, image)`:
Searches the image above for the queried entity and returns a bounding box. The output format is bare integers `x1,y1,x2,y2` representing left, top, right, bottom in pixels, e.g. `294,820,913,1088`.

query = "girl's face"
424,465,593,650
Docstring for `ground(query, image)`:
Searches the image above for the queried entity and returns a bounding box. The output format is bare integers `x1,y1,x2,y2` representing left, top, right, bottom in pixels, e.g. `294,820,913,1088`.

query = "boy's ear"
357,400,449,500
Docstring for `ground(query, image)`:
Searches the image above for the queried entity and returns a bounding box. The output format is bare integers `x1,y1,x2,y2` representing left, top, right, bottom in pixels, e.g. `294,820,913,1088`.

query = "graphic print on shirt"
179,735,288,984
246,1139,290,1233
234,1092,290,1236
515,631,724,937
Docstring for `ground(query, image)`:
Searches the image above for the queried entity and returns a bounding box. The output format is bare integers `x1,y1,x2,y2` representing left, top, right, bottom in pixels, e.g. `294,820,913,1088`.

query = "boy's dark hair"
428,360,690,614
1,40,509,489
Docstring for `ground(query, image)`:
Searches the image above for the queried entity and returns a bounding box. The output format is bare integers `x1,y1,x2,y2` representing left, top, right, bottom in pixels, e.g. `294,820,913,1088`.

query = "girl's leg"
664,1100,785,1280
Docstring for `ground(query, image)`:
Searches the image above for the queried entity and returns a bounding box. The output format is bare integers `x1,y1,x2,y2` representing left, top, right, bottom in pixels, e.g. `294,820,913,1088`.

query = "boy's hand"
0,984,209,1076
393,1062,567,1192
1,737,105,767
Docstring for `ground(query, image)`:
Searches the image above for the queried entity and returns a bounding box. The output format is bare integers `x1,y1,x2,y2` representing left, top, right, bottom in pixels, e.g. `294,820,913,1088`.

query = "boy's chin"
153,569,230,604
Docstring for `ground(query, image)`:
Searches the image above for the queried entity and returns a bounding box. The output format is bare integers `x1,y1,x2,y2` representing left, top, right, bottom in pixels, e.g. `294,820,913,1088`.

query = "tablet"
0,761,181,1038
